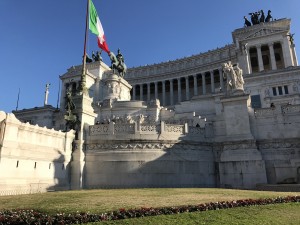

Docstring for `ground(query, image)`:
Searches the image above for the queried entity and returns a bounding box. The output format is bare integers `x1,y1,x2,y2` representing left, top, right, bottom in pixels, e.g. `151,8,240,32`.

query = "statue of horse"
108,51,127,77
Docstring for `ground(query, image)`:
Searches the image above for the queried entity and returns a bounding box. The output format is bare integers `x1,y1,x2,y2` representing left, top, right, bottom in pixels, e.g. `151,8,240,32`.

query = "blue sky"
0,0,299,112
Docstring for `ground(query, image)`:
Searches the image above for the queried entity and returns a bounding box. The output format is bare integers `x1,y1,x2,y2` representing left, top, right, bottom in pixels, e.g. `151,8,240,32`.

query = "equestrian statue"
108,48,127,77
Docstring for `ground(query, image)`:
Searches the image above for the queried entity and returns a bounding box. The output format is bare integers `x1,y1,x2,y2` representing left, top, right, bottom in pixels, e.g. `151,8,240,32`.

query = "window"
272,86,289,97
251,95,262,108
278,86,283,95
284,85,289,94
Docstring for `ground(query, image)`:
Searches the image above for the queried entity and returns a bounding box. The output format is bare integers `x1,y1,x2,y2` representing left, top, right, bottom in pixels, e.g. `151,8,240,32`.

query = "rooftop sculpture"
244,10,273,27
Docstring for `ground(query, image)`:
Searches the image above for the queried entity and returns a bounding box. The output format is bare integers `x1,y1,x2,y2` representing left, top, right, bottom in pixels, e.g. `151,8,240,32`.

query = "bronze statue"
287,33,295,45
265,10,273,22
109,48,127,77
259,10,265,23
244,16,251,27
92,50,103,62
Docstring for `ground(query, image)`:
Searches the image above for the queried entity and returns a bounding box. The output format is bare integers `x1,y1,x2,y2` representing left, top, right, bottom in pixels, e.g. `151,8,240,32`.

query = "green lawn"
0,188,299,224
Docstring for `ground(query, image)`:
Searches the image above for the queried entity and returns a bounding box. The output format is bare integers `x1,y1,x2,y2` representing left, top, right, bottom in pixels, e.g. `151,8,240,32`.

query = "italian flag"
89,0,109,53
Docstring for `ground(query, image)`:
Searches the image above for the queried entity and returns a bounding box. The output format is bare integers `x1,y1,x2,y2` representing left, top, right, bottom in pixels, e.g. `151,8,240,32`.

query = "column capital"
256,44,262,48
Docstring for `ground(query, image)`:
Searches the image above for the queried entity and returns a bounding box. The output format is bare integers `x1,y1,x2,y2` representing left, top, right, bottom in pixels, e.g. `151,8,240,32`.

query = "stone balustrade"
254,104,300,117
88,121,207,139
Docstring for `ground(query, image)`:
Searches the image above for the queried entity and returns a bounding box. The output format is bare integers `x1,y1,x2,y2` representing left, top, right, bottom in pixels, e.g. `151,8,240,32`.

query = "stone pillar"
140,84,143,101
291,44,298,66
268,43,277,70
177,78,181,103
170,79,174,105
147,83,151,101
210,70,215,93
154,82,158,100
244,46,252,74
219,68,224,92
281,39,294,67
256,45,264,71
185,77,190,100
193,75,198,96
162,80,166,106
202,73,206,95
132,85,136,100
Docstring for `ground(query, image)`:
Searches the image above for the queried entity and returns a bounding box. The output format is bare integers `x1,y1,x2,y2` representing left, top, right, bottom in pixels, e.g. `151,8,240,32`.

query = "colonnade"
245,41,293,73
131,68,225,106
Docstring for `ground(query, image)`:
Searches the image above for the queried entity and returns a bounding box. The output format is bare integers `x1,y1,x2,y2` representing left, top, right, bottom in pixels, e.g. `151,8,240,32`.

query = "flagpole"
80,0,90,94
16,88,20,111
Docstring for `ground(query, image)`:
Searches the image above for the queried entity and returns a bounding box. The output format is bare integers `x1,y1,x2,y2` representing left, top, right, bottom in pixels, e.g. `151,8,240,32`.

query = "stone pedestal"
70,94,97,189
219,93,267,189
103,74,132,101
220,93,253,141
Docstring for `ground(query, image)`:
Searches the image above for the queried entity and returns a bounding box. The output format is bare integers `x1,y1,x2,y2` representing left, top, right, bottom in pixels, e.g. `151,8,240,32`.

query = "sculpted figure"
233,64,244,91
108,48,127,77
244,16,251,27
259,10,265,23
265,10,273,22
222,61,245,94
222,61,236,91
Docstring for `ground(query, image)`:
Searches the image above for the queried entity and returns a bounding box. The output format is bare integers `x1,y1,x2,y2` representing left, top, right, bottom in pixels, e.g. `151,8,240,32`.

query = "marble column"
154,82,158,100
219,68,224,92
140,84,143,101
185,77,189,100
147,83,151,101
132,85,136,100
210,70,215,93
177,78,181,102
162,81,166,106
202,73,206,95
268,43,277,70
256,45,264,71
193,75,198,96
170,79,174,105
244,46,252,74
281,39,293,67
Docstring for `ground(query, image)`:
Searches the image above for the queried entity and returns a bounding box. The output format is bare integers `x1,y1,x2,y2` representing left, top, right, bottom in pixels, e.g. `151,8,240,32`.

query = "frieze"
258,141,300,149
223,141,257,151
86,142,211,151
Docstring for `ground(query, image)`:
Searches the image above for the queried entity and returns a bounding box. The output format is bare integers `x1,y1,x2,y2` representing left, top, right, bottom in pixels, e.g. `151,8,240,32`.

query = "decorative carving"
165,124,184,133
222,61,244,94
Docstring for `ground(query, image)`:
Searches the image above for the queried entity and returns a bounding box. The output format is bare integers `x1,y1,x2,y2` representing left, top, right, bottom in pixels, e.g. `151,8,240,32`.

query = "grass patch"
87,203,300,225
0,188,299,215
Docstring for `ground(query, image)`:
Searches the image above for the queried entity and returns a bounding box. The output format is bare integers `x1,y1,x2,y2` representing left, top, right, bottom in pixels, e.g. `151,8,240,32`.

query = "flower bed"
0,196,299,224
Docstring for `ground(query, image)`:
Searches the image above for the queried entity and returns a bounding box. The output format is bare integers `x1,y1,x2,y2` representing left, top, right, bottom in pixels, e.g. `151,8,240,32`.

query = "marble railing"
254,108,276,117
89,122,198,136
281,104,300,114
254,104,300,118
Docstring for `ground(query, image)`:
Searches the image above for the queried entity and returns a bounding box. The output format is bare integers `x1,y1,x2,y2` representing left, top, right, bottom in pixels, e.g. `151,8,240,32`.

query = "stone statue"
108,48,127,77
222,61,244,94
265,10,273,22
244,16,251,27
233,64,244,90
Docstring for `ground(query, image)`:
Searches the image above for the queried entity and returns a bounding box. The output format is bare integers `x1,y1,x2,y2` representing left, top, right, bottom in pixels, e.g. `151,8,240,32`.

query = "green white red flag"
89,0,109,53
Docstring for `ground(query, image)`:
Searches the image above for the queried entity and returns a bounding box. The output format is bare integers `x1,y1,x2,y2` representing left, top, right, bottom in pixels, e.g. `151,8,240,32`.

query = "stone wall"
0,112,74,195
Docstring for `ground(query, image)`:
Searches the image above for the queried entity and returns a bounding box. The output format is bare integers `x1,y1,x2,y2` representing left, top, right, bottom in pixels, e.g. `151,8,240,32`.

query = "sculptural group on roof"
244,10,273,27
